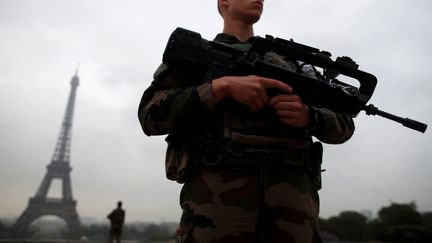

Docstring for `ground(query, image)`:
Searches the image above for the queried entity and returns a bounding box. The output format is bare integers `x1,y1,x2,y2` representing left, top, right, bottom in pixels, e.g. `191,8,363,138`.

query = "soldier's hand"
268,94,311,127
212,75,292,112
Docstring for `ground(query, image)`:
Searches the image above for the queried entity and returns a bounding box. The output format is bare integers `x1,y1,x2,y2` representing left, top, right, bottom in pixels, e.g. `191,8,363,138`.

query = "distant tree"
324,211,368,240
378,202,422,226
0,220,5,238
372,202,432,242
82,224,110,240
143,223,172,241
81,222,175,241
422,212,432,229
123,223,149,241
318,217,339,241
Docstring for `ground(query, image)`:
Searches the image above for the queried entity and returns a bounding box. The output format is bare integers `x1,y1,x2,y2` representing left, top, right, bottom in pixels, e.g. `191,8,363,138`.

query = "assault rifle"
162,27,427,133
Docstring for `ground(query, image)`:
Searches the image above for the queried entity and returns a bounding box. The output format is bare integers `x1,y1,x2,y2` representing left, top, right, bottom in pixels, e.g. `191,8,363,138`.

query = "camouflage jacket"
138,33,355,180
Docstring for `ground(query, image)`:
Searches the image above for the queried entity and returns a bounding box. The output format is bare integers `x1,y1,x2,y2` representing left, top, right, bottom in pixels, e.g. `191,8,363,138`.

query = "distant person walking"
107,201,125,243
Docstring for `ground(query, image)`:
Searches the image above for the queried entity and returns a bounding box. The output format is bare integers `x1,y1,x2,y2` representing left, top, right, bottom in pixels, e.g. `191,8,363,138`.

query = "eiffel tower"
12,69,82,238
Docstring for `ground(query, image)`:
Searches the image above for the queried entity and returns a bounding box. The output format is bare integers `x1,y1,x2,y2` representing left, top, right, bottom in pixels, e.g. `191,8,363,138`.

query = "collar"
214,33,257,44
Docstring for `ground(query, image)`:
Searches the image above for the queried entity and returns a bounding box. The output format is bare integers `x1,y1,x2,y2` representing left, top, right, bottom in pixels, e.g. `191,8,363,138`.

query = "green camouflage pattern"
138,33,355,242
176,167,322,242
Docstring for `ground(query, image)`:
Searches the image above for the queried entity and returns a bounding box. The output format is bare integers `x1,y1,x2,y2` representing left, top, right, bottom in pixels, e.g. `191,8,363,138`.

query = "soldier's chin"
243,13,262,25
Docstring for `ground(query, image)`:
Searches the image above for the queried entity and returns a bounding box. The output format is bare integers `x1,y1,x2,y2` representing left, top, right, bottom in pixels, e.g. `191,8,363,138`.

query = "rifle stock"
162,27,427,133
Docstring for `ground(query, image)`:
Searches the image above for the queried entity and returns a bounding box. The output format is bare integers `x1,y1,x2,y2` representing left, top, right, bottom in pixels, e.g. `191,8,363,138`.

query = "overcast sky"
0,0,431,224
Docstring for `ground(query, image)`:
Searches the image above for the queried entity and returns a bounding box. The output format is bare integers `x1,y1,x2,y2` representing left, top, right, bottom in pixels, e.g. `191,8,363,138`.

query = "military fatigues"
138,33,355,243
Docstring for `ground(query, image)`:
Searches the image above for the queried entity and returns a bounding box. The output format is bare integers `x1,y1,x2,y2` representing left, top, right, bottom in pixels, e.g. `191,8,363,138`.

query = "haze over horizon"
1,0,431,224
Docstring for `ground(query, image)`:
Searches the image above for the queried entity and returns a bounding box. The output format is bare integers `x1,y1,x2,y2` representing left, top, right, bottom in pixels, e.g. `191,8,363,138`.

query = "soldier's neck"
222,21,254,42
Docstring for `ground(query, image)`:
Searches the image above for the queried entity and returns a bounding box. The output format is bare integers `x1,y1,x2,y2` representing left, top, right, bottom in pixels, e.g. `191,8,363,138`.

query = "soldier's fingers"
250,96,266,112
275,109,297,118
261,77,293,93
268,94,300,107
279,117,296,125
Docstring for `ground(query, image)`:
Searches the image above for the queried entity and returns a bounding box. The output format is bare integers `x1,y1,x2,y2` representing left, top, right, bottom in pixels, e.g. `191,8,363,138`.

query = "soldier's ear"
218,0,229,17
221,0,229,9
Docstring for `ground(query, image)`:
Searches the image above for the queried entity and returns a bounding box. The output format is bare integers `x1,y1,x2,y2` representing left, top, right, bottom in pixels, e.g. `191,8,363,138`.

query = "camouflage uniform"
138,33,354,242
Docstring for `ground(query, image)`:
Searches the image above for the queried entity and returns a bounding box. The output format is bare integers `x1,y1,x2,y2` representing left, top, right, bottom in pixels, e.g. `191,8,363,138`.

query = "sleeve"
300,63,355,144
138,63,216,136
312,108,355,144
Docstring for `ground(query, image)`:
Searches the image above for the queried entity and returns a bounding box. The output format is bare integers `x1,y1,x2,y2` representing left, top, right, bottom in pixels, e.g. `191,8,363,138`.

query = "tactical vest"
164,40,320,183
206,41,313,152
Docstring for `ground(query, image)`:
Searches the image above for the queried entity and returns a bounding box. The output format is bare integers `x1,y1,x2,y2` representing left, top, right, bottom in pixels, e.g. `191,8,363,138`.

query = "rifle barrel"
364,104,427,133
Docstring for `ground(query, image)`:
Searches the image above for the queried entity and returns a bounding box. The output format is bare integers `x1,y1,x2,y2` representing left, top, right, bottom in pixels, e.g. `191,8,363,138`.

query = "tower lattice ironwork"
12,69,82,238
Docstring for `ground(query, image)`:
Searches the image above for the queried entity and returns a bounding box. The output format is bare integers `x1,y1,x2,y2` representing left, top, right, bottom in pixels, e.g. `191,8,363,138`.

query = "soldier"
107,201,125,243
138,0,354,242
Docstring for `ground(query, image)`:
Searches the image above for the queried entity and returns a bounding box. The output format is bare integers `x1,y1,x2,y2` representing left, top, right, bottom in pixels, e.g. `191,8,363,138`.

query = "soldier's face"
223,0,264,23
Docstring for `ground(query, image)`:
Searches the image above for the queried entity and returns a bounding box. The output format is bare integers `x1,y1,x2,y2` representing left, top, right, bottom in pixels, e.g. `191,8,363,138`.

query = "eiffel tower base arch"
11,198,82,239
